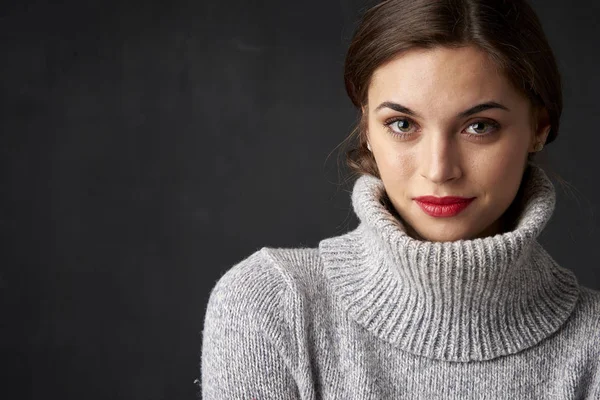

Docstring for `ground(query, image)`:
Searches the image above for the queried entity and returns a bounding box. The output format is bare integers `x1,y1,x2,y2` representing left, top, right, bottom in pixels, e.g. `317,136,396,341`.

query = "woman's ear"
530,107,551,152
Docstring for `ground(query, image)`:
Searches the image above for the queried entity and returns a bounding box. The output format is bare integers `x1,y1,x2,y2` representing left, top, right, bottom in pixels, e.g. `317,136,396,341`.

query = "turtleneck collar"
318,163,580,362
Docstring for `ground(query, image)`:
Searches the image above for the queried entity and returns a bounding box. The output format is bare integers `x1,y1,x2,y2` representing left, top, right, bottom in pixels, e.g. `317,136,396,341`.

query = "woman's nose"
418,132,462,184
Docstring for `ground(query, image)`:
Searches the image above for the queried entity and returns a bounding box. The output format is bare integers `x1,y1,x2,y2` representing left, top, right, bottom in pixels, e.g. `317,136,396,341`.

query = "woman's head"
343,0,561,242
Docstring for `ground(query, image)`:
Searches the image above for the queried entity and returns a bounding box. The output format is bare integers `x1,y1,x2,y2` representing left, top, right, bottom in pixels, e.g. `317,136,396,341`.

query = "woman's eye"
466,121,497,135
387,118,414,133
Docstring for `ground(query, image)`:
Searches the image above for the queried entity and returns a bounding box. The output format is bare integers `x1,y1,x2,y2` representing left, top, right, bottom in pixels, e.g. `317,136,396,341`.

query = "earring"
367,142,372,151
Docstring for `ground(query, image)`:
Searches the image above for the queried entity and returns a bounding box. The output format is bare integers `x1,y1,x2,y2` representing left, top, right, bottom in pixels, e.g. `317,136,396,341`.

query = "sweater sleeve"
585,289,600,400
587,344,600,399
200,250,302,399
591,376,600,400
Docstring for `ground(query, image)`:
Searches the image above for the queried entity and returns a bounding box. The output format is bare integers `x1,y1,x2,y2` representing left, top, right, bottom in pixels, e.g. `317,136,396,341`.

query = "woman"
201,0,600,398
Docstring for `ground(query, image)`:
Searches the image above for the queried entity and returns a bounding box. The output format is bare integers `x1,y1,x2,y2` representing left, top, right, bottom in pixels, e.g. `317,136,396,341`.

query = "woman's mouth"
413,196,476,217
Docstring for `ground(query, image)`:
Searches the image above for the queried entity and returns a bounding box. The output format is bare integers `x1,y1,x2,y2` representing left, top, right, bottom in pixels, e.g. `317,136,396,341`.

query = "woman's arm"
201,315,301,399
200,250,303,399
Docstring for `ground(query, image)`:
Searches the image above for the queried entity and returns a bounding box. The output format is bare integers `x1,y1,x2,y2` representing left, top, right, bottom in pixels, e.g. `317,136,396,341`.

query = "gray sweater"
201,163,600,399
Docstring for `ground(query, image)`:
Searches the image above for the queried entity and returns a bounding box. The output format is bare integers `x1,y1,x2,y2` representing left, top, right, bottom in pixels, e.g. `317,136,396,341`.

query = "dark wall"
2,0,599,399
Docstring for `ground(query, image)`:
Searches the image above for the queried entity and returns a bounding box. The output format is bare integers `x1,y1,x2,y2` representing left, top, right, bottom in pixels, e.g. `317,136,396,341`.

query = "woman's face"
365,45,550,242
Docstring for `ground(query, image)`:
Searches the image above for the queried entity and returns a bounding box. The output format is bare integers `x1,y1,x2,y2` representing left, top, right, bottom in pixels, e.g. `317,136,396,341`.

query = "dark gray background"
2,0,598,399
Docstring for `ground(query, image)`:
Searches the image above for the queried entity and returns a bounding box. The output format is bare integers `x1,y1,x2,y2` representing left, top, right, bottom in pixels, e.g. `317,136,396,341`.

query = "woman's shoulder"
573,285,600,329
204,246,322,332
559,285,600,353
210,246,322,295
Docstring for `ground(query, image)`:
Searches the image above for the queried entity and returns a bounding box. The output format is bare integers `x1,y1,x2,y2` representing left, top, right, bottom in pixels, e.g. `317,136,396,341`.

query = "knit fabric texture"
201,163,600,399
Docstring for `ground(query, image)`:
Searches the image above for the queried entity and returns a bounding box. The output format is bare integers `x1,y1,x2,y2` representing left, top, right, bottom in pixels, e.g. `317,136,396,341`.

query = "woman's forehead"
367,46,525,114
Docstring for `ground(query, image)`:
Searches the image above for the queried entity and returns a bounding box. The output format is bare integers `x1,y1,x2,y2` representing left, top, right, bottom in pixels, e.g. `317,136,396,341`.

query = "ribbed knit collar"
318,163,580,362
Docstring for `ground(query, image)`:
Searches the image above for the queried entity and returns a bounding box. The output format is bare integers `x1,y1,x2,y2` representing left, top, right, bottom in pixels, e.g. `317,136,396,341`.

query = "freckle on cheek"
397,153,415,171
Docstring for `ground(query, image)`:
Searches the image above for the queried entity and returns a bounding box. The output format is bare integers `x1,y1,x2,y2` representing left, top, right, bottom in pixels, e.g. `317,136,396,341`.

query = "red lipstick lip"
413,196,476,217
413,196,475,205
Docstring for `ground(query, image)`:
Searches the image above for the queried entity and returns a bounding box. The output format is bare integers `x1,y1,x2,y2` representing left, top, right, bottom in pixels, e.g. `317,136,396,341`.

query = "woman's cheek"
377,149,416,186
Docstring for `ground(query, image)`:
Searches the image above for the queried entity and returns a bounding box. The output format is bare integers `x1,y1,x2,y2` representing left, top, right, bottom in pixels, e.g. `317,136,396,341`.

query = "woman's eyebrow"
374,101,510,118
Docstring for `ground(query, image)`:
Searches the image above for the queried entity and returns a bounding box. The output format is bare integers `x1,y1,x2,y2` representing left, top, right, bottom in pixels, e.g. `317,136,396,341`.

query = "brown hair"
342,0,562,178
